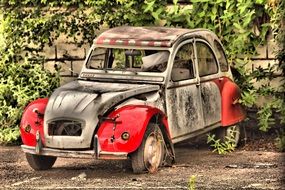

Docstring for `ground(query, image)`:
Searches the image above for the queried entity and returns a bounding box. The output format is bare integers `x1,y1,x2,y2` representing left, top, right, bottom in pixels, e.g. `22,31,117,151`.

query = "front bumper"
21,145,128,160
21,135,128,160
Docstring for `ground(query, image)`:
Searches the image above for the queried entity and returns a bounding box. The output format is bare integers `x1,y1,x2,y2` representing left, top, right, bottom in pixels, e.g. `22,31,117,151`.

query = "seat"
141,51,169,71
171,68,190,81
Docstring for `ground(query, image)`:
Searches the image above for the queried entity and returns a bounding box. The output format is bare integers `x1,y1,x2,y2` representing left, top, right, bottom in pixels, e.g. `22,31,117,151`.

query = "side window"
214,40,229,72
171,43,195,82
196,42,218,77
86,48,107,69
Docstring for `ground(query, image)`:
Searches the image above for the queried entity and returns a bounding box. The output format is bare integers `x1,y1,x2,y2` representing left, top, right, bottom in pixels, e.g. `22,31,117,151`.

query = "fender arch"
20,98,48,146
217,78,246,126
96,105,173,154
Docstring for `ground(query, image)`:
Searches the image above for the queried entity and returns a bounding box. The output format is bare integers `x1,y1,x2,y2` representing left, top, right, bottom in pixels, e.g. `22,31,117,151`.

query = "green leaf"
144,0,155,13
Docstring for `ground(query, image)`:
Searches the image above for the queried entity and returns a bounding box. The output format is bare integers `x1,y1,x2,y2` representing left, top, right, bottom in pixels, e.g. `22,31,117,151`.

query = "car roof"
93,26,218,48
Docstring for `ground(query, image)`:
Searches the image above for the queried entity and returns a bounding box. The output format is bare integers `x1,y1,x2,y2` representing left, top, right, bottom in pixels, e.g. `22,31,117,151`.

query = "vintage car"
20,26,245,173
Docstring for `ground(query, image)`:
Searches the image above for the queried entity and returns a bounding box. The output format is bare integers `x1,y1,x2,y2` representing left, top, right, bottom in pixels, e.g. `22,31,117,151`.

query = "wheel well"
148,114,175,164
149,114,169,141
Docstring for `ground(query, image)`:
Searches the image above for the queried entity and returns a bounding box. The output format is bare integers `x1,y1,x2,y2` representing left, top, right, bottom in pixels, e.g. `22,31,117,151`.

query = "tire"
25,153,57,170
215,125,241,147
131,123,165,174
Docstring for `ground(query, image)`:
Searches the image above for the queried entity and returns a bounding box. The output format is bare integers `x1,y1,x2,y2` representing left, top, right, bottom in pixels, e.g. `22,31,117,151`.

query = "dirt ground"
0,140,284,190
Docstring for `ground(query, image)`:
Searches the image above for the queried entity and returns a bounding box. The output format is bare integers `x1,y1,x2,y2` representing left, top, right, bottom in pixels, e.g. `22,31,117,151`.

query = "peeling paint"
44,81,159,149
200,81,221,126
41,27,242,151
166,84,204,139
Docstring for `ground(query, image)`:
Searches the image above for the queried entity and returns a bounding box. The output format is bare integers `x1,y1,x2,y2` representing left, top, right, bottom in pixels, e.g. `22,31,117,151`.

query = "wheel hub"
144,132,163,173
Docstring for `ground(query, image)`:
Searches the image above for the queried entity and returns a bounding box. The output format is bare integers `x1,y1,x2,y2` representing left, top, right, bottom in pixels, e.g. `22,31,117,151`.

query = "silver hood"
44,80,159,149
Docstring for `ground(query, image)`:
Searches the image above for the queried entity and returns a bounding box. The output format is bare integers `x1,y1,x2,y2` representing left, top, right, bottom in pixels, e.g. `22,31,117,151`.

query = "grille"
48,120,82,136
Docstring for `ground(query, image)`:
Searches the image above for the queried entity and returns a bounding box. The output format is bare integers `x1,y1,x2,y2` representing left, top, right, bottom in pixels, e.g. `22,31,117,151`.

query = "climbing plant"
275,0,285,74
94,0,284,134
273,0,285,151
0,0,284,145
0,1,103,144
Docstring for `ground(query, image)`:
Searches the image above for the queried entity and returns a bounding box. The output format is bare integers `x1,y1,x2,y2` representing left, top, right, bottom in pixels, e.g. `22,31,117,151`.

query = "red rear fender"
97,105,170,153
20,98,48,146
214,77,246,126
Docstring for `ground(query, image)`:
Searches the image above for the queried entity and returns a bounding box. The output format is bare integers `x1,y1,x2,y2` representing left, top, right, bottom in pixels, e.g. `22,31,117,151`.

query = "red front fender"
20,98,48,146
97,105,170,153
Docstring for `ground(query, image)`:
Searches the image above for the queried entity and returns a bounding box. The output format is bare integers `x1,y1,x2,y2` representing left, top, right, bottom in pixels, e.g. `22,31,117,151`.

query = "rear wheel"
215,125,241,147
26,153,57,170
131,123,164,174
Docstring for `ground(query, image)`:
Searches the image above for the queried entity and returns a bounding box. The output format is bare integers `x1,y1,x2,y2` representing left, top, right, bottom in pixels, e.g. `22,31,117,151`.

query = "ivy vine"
0,0,284,146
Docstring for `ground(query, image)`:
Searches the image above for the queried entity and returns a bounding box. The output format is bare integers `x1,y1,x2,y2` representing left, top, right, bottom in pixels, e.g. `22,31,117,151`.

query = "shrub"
0,60,59,144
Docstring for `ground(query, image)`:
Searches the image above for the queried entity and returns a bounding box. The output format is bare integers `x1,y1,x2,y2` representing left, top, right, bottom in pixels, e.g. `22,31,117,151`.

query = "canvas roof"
93,26,210,48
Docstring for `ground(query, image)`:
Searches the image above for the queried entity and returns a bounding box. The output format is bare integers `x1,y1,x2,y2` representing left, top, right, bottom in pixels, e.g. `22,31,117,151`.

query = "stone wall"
43,35,91,84
43,34,280,87
251,35,281,84
244,35,281,106
249,35,279,73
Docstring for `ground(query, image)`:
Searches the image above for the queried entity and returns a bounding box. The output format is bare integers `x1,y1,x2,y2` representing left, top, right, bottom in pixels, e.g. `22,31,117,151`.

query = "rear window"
196,42,218,77
214,40,229,72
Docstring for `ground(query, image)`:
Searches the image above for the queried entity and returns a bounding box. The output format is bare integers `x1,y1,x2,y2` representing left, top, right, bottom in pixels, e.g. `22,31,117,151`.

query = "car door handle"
196,81,200,87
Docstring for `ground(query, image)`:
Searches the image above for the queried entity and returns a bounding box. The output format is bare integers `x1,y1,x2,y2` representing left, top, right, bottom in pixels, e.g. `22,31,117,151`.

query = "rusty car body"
20,26,245,173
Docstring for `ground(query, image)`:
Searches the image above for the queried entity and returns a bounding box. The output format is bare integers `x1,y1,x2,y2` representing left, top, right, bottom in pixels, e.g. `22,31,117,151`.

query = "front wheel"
25,153,57,170
131,123,165,174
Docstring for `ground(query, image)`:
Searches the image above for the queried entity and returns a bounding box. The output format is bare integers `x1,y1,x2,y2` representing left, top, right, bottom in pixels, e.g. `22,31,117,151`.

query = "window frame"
213,40,229,72
194,39,219,77
170,40,196,82
86,48,108,69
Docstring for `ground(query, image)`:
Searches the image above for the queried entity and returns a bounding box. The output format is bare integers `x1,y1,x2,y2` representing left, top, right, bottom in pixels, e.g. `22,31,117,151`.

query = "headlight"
121,132,130,141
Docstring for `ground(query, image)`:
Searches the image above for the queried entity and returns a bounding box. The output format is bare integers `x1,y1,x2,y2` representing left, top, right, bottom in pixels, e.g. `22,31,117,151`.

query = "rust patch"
200,82,221,126
166,85,204,139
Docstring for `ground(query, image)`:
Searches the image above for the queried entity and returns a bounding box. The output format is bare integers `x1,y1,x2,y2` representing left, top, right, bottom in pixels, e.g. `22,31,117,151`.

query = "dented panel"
21,26,245,163
116,91,165,113
44,80,159,149
200,81,221,126
166,82,204,140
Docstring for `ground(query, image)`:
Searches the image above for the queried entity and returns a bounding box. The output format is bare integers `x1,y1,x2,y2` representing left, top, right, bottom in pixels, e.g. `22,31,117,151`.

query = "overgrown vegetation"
207,133,237,155
0,0,284,148
274,0,285,151
0,61,59,143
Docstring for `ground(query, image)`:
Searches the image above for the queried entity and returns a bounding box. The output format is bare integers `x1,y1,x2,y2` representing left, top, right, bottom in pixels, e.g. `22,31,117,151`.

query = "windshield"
86,47,169,72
